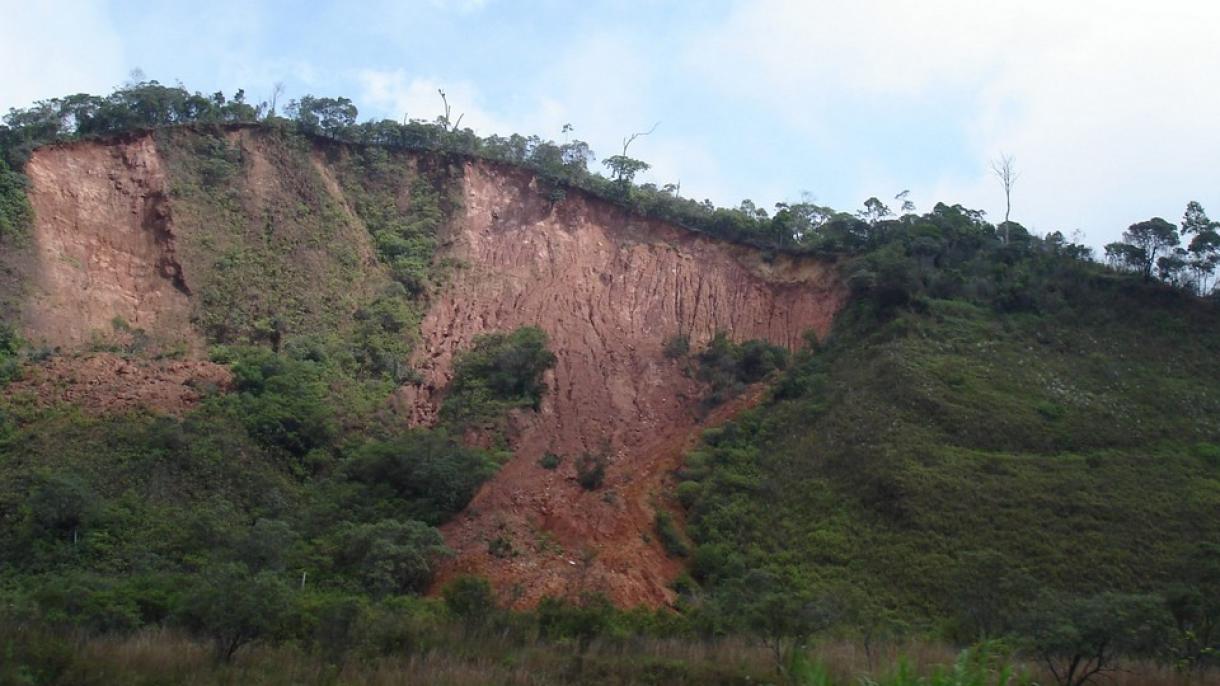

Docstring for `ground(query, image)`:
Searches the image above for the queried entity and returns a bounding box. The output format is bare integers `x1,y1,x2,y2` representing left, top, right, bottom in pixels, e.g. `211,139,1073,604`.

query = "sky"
2,0,1219,248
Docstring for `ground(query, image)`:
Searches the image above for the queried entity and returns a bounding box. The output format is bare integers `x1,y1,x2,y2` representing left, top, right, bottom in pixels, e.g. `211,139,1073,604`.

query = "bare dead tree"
991,154,1020,244
437,89,465,132
621,122,660,157
268,81,285,118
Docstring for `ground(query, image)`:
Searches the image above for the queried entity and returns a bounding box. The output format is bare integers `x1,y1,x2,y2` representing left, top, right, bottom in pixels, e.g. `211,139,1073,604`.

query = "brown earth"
19,136,198,353
5,132,846,607
408,162,847,608
6,354,231,416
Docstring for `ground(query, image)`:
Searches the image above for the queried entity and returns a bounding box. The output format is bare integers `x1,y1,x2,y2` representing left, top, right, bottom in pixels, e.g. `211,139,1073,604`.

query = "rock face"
21,136,197,352
406,162,846,607
6,132,846,608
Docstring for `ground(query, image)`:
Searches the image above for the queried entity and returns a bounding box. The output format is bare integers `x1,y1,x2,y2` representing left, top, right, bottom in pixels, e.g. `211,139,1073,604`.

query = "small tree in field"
443,575,497,635
723,569,837,676
176,563,293,662
1017,592,1170,686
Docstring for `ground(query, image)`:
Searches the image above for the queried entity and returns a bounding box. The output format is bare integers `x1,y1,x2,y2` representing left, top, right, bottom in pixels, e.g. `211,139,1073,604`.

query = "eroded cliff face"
21,137,196,352
6,132,846,607
406,162,846,607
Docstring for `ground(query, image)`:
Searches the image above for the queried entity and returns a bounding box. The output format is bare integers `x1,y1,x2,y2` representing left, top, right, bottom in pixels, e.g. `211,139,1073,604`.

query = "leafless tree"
437,89,465,131
991,154,1020,243
268,82,285,118
621,122,660,156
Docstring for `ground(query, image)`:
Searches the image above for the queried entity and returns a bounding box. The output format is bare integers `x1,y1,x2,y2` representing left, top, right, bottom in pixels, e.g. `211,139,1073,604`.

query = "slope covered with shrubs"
679,203,1220,663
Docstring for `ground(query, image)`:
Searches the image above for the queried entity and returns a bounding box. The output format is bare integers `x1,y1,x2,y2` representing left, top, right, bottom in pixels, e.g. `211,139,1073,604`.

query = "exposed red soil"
6,354,231,416
409,162,847,608
19,137,198,353
6,133,847,607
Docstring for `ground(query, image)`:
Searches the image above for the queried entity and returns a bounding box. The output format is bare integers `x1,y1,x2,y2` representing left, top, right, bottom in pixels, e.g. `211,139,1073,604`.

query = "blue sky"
4,0,1219,248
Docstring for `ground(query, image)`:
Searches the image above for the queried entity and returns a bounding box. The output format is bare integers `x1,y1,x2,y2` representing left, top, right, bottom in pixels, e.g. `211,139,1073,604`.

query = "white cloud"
356,69,514,135
0,0,125,110
687,0,1220,245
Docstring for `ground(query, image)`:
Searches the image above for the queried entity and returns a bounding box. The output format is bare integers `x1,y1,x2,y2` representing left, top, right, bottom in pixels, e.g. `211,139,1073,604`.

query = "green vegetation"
440,326,557,427
0,326,548,672
695,332,790,406
675,202,1220,682
0,157,32,238
654,509,690,558
3,81,1220,683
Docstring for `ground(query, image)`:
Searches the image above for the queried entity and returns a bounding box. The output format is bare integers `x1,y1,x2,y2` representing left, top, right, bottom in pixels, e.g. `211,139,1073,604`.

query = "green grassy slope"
682,268,1220,635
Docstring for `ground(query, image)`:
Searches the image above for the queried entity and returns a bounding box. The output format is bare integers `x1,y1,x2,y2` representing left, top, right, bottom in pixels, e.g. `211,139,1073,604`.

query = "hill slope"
0,125,843,608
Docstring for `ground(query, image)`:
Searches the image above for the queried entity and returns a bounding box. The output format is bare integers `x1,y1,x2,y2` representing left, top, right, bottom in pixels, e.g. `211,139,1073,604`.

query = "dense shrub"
440,326,556,426
695,332,789,405
344,430,499,524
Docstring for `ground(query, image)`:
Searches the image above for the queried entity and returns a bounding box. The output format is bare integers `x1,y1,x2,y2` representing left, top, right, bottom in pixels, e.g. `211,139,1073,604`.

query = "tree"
1107,217,1180,281
858,197,892,225
895,189,916,214
436,89,464,131
1017,592,1170,686
601,122,658,192
347,430,498,523
440,326,557,426
1181,202,1220,295
1165,543,1220,674
26,473,96,544
537,592,616,675
337,519,448,596
720,569,837,676
290,96,357,138
0,158,33,237
443,575,497,634
947,550,1036,640
602,155,650,188
176,563,294,662
990,154,1019,244
267,81,285,118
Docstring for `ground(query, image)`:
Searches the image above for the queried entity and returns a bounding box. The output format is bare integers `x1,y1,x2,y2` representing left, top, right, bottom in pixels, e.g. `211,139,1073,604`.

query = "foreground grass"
3,626,1216,686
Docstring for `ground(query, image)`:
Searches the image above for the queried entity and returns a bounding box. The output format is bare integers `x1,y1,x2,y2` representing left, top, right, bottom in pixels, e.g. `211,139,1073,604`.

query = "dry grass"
9,629,1218,686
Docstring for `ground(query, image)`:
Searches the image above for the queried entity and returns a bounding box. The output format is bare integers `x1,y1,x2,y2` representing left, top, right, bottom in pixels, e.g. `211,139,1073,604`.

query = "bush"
575,452,608,490
538,452,563,470
443,576,497,632
333,519,448,597
212,346,337,458
345,429,499,524
654,510,689,558
695,332,789,405
0,158,33,238
175,563,295,662
1193,442,1220,468
663,334,690,359
441,326,556,426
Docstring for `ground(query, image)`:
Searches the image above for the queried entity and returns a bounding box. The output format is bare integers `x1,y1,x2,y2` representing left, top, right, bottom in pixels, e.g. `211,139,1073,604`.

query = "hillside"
2,84,1220,685
0,125,843,609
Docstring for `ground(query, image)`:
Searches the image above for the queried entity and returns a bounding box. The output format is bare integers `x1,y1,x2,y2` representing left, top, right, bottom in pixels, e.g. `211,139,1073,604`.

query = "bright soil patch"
6,354,231,416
